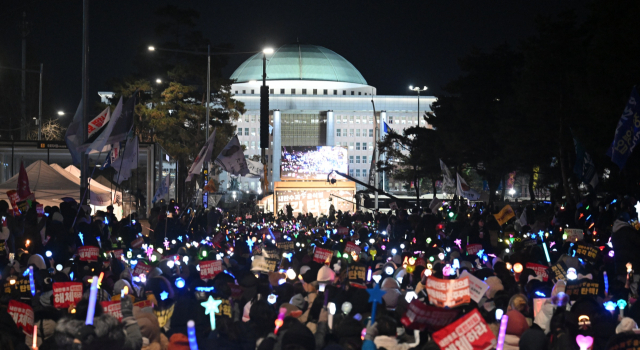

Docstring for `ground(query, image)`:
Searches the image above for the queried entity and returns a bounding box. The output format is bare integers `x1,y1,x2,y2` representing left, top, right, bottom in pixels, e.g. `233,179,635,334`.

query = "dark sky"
0,0,586,123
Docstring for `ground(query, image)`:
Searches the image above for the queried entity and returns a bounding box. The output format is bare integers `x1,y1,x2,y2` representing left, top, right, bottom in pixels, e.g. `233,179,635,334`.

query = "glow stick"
496,315,509,350
121,286,129,298
603,271,609,296
576,335,593,350
28,266,35,296
274,307,286,334
85,275,99,325
542,242,551,266
187,320,199,350
328,302,336,329
32,325,37,350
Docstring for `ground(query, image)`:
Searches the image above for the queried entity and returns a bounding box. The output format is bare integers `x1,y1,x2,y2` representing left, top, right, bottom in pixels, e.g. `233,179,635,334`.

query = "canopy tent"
0,160,121,218
61,165,123,205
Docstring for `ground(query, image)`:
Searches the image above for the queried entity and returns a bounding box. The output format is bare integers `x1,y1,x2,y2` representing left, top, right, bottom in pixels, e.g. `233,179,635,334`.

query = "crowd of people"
0,193,639,350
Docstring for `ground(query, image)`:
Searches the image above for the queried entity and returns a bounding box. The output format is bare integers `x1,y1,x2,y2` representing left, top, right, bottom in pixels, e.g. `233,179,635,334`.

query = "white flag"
440,159,455,188
245,159,264,178
519,209,528,226
112,133,138,184
214,135,249,176
153,174,172,204
85,97,123,154
65,100,83,165
456,173,481,200
186,129,217,182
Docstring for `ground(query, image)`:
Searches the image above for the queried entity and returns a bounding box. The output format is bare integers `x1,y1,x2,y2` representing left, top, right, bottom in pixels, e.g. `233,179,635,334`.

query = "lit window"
356,142,361,150
251,128,256,136
356,116,361,124
245,128,249,136
349,156,354,163
245,115,249,122
349,116,354,123
349,142,354,150
356,156,361,163
369,142,373,149
402,116,406,124
356,129,361,137
336,129,341,137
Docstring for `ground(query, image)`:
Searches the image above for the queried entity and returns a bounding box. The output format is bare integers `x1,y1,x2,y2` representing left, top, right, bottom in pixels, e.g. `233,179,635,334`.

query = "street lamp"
155,78,162,84
57,111,65,116
409,85,428,128
148,46,155,51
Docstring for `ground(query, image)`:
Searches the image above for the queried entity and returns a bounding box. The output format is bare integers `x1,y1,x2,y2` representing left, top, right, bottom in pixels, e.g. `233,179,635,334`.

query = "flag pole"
80,0,89,205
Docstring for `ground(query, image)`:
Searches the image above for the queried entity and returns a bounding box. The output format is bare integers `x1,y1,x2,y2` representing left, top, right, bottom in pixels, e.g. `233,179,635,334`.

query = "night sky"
1,0,586,124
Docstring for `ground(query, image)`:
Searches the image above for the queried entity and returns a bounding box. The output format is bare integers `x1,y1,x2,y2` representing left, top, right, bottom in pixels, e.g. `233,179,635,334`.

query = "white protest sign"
460,270,490,304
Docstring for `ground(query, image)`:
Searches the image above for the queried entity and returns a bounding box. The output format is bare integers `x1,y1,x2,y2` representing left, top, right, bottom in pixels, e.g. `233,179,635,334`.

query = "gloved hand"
121,295,134,318
364,322,378,341
74,325,96,347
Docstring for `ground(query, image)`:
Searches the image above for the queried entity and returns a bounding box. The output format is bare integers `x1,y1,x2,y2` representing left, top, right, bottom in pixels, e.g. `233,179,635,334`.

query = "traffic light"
260,85,269,148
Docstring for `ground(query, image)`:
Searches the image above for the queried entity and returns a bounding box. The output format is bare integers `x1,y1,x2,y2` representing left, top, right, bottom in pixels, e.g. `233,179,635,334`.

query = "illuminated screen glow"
276,189,354,216
281,146,348,180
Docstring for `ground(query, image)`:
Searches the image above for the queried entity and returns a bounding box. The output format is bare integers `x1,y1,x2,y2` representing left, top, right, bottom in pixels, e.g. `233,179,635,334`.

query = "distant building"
228,43,436,194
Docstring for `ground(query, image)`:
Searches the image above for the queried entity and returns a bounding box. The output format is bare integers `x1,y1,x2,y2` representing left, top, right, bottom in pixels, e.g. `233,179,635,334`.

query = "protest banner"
466,244,483,256
425,276,471,308
460,271,490,303
401,299,460,331
8,300,34,333
337,227,349,236
52,282,83,308
565,280,600,300
313,247,332,264
574,242,599,263
344,242,362,255
548,261,569,282
78,246,99,261
200,260,223,279
132,261,151,277
107,249,124,259
493,205,515,226
565,228,584,242
348,264,367,285
101,300,123,321
134,300,153,309
432,309,496,350
526,263,549,282
276,241,295,252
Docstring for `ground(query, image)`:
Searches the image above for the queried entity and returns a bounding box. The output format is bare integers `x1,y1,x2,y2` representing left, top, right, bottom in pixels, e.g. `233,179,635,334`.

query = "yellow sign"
493,205,515,226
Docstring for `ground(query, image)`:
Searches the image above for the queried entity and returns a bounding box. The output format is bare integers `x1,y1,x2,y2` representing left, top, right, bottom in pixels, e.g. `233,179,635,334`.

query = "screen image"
281,146,348,180
276,189,354,216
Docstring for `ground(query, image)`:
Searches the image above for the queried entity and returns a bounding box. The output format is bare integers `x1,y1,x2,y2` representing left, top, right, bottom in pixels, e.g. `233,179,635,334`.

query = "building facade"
227,43,436,193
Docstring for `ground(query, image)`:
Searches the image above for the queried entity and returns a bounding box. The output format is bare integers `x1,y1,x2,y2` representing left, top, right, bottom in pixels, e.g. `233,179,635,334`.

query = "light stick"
496,315,509,350
32,325,37,350
328,302,336,329
275,307,286,334
86,275,99,325
604,271,609,296
121,285,129,298
28,266,35,296
576,335,593,350
542,242,551,266
187,320,199,350
618,300,628,318
366,284,386,325
201,296,222,330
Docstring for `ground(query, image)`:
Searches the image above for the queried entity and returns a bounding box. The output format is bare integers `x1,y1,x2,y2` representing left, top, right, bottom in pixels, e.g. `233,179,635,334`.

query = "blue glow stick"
79,232,84,246
543,242,551,266
187,320,199,350
85,276,99,325
28,266,35,296
604,271,609,296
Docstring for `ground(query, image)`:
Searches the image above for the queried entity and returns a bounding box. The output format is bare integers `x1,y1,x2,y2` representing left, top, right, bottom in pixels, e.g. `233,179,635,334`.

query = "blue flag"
383,121,390,133
574,137,598,188
606,87,640,170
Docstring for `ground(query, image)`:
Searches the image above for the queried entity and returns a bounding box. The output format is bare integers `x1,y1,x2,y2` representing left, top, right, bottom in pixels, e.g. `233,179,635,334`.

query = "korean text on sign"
432,309,496,350
313,247,332,264
53,282,83,308
425,276,471,308
200,260,223,279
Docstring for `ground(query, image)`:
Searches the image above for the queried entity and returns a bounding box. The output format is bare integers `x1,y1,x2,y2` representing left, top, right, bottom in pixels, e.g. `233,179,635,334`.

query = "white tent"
0,160,121,218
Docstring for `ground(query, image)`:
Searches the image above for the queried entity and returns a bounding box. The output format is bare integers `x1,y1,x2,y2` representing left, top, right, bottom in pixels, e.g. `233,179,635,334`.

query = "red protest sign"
212,231,225,247
344,242,362,255
466,244,483,256
107,249,124,259
432,309,496,350
401,299,460,331
526,262,549,282
313,247,332,264
200,260,223,279
36,204,44,218
101,300,123,321
133,261,151,277
8,300,34,334
78,246,100,261
134,300,153,309
337,227,349,236
53,282,83,308
425,276,471,308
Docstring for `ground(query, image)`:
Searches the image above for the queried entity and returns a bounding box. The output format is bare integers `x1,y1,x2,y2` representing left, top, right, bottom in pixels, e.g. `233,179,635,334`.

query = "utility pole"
80,0,89,205
260,48,273,194
20,12,29,140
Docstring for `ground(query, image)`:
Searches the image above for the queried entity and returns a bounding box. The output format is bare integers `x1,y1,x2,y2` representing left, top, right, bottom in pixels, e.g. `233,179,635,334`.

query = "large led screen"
275,189,354,216
281,146,348,180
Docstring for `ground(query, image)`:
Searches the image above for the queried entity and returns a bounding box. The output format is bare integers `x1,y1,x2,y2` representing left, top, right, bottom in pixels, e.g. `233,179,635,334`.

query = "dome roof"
230,44,367,85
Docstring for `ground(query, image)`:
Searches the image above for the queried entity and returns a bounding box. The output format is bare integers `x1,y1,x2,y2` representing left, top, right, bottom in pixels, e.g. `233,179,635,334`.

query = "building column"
272,110,281,184
326,110,335,146
379,111,386,191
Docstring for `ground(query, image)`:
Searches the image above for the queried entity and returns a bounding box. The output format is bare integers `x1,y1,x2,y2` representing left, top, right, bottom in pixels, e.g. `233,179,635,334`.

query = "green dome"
230,44,367,85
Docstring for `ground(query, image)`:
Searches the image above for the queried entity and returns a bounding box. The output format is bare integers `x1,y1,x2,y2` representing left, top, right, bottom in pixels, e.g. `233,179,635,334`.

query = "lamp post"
408,85,427,127
261,48,274,195
0,64,43,139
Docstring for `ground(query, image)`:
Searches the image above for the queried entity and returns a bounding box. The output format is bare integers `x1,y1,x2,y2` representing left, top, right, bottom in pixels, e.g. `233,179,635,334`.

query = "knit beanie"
168,333,190,350
506,310,529,337
617,317,638,334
